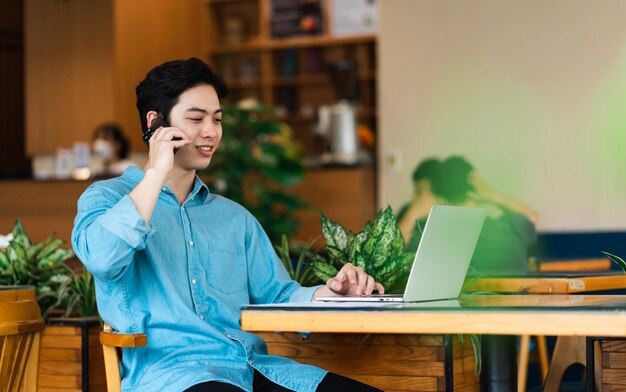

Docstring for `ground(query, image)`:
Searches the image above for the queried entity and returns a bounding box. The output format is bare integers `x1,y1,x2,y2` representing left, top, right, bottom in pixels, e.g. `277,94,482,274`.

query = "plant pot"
38,316,105,392
255,332,479,392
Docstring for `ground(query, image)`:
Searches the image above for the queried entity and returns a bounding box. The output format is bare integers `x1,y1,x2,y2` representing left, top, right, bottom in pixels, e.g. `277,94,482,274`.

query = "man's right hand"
147,125,191,176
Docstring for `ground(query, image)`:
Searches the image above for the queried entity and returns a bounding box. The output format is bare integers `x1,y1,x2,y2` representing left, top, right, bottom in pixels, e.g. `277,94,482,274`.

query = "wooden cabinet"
292,166,376,242
24,0,208,155
206,0,378,156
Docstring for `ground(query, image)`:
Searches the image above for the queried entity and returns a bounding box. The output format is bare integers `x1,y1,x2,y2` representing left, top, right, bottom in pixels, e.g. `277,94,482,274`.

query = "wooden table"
241,295,626,337
242,295,626,392
464,272,626,294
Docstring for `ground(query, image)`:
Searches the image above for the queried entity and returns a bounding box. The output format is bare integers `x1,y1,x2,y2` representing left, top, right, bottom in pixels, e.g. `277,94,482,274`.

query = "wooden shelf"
273,74,327,86
206,0,378,156
207,0,256,4
224,79,265,90
272,70,375,87
209,35,376,55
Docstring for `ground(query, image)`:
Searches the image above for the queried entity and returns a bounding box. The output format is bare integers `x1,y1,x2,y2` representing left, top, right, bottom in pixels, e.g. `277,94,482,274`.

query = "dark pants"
184,370,383,392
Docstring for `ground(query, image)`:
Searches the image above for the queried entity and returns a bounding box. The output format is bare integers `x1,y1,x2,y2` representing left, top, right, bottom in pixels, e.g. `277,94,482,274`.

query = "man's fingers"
335,269,346,283
326,278,343,292
355,267,367,295
363,275,376,296
375,282,385,295
344,265,357,285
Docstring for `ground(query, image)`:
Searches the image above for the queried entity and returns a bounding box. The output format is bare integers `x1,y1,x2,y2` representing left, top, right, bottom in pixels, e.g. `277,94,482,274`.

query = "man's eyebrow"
185,107,223,115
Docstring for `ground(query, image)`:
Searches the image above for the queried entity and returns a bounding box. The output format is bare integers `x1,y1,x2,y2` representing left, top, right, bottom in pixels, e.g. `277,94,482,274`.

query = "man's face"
168,84,223,171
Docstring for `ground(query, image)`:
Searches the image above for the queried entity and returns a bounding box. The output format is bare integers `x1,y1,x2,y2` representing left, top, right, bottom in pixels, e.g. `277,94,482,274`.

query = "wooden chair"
518,257,613,391
0,287,44,392
99,323,147,392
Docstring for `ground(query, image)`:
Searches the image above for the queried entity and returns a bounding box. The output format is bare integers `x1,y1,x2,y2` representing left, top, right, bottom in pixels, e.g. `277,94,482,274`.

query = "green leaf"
311,261,339,283
325,245,349,266
321,213,353,251
470,334,482,375
27,232,55,260
0,251,9,269
37,238,64,261
11,219,31,248
602,251,626,273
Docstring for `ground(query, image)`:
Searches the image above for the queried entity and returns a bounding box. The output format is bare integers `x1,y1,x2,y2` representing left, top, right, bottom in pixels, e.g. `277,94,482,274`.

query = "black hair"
135,58,228,141
412,157,442,183
93,123,130,159
431,155,475,203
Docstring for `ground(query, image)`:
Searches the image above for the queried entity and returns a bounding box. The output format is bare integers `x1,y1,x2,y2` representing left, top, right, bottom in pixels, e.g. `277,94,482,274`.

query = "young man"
72,58,383,392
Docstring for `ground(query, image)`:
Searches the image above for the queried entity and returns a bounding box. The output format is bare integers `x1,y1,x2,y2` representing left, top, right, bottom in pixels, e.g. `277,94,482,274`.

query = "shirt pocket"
206,243,247,295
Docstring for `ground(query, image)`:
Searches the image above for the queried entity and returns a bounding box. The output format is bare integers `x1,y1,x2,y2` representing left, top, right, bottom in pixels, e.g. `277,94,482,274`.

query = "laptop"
316,205,486,303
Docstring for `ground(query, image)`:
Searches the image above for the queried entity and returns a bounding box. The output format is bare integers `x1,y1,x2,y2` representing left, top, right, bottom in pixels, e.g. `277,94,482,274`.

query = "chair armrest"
100,329,147,348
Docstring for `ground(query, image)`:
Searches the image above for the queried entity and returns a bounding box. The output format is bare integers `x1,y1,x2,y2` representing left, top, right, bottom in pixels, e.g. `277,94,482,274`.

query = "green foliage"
311,206,415,293
274,235,324,287
201,103,308,244
0,219,96,318
39,267,98,318
602,251,626,273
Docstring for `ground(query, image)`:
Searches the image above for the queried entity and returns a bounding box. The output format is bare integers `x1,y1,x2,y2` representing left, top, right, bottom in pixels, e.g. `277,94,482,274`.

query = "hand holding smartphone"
143,117,183,153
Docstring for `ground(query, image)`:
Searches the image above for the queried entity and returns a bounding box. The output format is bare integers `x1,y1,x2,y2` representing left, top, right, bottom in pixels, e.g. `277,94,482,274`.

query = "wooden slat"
39,389,82,392
453,356,477,375
267,342,443,361
38,373,81,388
42,326,81,336
39,358,81,375
40,348,81,362
604,341,626,352
603,369,626,385
604,352,626,369
603,385,626,392
287,357,444,377
41,335,82,349
255,331,443,346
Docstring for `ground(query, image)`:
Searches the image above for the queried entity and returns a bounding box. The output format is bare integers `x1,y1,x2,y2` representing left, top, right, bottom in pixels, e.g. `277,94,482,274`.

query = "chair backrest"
0,287,44,392
100,323,147,392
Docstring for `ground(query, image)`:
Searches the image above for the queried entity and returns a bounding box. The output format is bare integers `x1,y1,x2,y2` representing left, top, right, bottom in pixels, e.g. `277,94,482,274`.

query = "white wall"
378,0,626,232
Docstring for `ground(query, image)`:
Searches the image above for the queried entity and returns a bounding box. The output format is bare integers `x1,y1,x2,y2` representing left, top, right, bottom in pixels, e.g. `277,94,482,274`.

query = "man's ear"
146,111,159,129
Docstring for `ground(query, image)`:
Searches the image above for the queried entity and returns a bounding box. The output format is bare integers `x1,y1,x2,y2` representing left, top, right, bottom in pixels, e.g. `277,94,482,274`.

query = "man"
72,58,383,392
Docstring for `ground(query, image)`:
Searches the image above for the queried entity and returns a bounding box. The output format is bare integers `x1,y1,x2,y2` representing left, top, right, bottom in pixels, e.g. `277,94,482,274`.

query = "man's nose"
201,123,218,139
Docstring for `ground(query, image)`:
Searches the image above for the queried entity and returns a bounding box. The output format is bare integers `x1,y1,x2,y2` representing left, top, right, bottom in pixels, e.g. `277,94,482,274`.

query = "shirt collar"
121,166,211,202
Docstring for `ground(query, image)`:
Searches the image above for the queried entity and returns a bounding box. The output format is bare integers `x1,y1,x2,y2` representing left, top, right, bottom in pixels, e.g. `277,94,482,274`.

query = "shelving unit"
205,0,378,156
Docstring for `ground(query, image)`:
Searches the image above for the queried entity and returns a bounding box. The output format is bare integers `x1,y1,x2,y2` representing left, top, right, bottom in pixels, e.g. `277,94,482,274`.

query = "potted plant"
0,220,104,392
257,208,480,391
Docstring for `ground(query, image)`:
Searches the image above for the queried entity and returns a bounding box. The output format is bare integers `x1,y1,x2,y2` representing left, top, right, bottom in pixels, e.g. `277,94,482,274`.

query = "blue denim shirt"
72,167,326,392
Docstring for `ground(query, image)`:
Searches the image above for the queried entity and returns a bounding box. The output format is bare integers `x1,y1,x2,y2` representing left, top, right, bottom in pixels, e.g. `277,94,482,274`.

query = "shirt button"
248,358,254,365
191,279,197,285
189,240,194,246
200,315,204,320
226,334,232,339
161,186,167,192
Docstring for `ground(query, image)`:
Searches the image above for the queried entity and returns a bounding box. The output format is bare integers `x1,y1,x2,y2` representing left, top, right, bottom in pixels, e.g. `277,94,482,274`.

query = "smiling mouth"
198,146,214,152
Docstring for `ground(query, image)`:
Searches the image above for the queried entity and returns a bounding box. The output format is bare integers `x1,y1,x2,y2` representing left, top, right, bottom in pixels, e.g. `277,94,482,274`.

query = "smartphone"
142,117,182,153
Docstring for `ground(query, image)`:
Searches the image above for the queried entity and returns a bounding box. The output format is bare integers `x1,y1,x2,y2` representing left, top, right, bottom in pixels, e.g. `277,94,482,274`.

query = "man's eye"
214,118,222,124
189,118,202,123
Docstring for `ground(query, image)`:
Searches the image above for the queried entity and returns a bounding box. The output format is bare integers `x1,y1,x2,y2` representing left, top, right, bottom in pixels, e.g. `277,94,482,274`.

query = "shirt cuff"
95,195,155,249
289,285,324,303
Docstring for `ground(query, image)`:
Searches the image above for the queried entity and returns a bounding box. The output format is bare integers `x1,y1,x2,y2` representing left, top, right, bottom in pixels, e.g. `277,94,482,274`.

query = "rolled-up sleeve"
72,185,155,282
